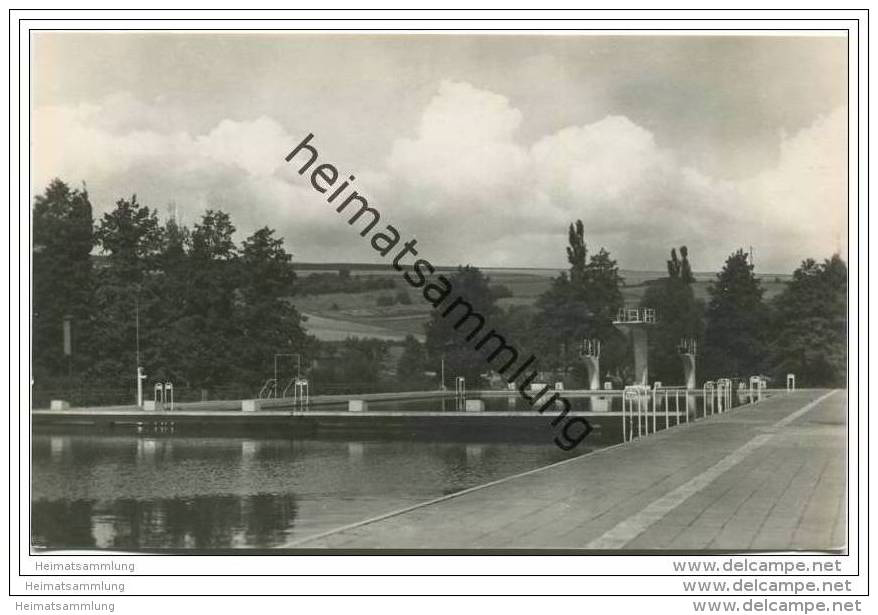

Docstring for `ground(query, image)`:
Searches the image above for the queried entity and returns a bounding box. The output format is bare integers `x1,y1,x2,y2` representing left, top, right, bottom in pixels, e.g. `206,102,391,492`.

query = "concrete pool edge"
282,393,780,548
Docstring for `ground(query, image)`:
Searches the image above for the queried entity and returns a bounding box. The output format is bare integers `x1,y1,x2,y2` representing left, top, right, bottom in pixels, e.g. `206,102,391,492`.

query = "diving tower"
612,307,656,385
678,337,697,390
579,338,601,391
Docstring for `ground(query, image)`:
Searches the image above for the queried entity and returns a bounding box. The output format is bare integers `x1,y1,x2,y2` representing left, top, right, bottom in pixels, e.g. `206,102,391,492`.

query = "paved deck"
291,389,846,551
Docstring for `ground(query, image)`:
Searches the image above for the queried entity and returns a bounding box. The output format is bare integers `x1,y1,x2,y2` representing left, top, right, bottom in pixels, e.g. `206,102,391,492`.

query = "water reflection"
466,444,483,463
83,493,299,549
49,436,68,462
32,431,586,550
347,441,364,461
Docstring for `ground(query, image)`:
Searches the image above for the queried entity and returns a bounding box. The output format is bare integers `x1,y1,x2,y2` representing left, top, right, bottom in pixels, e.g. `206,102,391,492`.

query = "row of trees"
34,179,313,402
404,220,846,389
34,178,847,404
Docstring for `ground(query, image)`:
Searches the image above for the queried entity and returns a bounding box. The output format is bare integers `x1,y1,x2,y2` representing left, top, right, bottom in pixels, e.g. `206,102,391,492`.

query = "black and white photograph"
9,10,869,612
27,28,851,553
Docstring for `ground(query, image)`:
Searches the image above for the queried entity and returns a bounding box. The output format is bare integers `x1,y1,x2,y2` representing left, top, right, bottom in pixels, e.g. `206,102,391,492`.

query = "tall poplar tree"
533,220,626,380
640,246,704,385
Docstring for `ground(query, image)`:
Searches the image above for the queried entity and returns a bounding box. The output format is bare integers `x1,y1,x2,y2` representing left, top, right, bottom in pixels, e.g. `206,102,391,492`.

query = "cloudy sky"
31,33,847,273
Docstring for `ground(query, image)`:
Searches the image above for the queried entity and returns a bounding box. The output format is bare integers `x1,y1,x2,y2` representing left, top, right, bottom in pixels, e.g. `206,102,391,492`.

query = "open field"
293,264,792,342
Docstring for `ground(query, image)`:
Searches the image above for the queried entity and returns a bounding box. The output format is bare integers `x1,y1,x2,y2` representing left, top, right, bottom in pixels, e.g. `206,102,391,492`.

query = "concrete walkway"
292,389,846,551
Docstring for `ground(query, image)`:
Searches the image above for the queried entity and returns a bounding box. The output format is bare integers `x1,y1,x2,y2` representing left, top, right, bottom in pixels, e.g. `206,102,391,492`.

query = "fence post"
165,382,174,411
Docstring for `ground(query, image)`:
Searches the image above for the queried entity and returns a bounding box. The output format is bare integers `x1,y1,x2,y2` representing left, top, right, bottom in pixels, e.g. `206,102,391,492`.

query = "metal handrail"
749,376,766,403
293,378,310,407
281,378,297,398
653,385,690,428
703,381,716,416
622,385,650,442
258,378,277,399
716,378,733,412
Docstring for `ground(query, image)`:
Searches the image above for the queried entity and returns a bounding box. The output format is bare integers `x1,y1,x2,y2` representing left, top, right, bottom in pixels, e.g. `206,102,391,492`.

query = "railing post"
652,388,657,433
136,366,146,408
165,382,173,411
674,389,689,423
454,376,466,410
636,390,649,438
653,386,661,432
664,389,669,430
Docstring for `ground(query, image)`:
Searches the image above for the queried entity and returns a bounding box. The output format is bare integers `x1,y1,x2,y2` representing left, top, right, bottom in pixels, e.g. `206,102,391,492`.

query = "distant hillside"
84,256,793,343
288,263,792,342
91,256,790,282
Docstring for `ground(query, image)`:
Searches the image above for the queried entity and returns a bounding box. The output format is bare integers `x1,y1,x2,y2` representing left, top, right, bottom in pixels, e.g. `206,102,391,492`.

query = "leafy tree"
177,210,241,390
424,265,499,386
94,195,162,283
532,273,588,372
159,216,191,276
89,196,165,385
703,249,768,379
584,248,626,332
32,179,95,377
533,220,626,381
149,216,192,384
640,246,704,384
311,338,388,394
32,179,329,403
239,227,297,304
191,210,237,262
497,304,535,343
396,335,430,389
236,227,308,388
766,255,846,386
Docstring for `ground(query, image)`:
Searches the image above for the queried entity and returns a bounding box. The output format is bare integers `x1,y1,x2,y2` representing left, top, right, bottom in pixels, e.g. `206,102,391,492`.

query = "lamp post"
62,314,72,377
134,291,144,407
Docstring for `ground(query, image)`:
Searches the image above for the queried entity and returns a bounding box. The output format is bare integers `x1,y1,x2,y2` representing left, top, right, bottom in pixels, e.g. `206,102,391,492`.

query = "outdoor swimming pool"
31,429,599,550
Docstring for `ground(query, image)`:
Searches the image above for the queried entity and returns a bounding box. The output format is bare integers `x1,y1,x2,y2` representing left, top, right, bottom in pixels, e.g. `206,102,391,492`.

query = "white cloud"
371,81,845,271
737,107,847,260
31,95,325,249
30,82,847,272
196,116,293,177
387,80,530,201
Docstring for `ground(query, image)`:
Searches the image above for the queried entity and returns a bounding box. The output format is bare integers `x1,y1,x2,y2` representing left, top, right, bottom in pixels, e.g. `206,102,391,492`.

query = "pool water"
31,430,597,550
